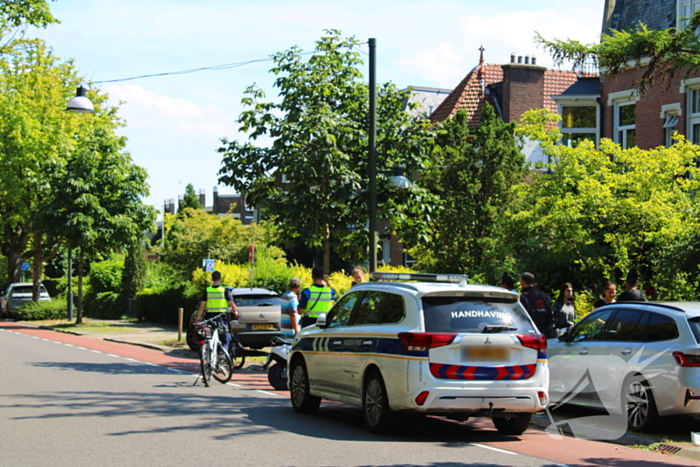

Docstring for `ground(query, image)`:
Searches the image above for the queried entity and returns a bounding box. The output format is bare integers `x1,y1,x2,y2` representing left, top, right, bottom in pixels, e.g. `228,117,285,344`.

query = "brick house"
430,47,595,161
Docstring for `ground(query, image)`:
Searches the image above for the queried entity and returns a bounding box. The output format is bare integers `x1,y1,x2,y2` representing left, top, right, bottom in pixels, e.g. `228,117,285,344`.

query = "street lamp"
367,39,410,272
65,85,94,320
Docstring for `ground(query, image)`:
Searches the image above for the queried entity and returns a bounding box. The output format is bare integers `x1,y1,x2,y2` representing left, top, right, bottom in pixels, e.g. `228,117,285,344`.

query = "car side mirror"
316,313,328,328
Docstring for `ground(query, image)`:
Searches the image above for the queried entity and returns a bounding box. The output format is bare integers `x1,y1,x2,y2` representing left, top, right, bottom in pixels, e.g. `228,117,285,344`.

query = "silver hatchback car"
548,301,700,432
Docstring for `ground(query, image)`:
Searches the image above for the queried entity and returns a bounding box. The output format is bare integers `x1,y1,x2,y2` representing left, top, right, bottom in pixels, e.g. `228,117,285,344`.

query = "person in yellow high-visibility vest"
298,266,336,328
196,270,238,322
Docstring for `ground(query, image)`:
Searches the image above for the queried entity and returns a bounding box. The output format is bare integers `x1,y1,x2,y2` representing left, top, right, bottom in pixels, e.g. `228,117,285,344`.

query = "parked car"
0,282,51,317
548,301,700,432
288,272,549,435
188,287,282,350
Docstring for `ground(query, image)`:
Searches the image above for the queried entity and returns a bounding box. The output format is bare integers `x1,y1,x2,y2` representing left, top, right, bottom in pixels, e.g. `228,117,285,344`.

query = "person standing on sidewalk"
618,271,646,302
196,271,239,349
298,267,336,328
280,277,301,337
519,272,555,338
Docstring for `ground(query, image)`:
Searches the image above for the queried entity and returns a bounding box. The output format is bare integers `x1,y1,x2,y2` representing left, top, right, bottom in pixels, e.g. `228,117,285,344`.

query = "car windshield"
234,295,281,307
688,317,700,344
422,296,535,333
11,286,34,295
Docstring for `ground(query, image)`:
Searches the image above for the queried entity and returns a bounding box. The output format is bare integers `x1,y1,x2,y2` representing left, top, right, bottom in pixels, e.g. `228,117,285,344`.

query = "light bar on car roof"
371,272,469,286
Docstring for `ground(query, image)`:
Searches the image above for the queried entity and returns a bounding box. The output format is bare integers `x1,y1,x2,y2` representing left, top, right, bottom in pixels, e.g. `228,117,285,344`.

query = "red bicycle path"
2,320,696,467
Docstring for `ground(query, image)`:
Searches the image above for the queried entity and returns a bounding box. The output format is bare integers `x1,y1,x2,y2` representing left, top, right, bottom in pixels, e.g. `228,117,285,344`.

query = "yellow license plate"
463,346,509,361
252,324,274,330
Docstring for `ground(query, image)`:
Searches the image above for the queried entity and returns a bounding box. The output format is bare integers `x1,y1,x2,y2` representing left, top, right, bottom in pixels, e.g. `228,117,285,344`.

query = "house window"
689,88,700,144
561,105,598,147
678,0,700,29
664,113,679,147
608,89,639,149
616,102,636,148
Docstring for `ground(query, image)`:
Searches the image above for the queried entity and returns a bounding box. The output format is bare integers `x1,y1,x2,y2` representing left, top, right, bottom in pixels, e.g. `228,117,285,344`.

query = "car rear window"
422,296,535,333
10,286,33,295
687,317,700,344
234,295,281,307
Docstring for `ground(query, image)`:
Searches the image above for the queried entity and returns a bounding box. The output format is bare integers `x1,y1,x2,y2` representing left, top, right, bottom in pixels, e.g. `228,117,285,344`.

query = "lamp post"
368,38,378,273
367,39,410,273
65,85,94,320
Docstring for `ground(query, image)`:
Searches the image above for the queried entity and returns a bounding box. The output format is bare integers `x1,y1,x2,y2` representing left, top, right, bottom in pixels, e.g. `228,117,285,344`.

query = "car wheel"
289,357,320,414
623,375,658,432
492,414,532,435
363,369,392,433
268,362,288,391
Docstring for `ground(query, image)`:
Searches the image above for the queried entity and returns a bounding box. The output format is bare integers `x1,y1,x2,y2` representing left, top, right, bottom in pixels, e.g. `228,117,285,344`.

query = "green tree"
413,105,526,276
0,39,84,286
218,31,435,272
120,239,148,300
0,0,56,29
39,123,156,323
160,208,283,281
535,10,700,91
511,110,700,291
178,183,201,212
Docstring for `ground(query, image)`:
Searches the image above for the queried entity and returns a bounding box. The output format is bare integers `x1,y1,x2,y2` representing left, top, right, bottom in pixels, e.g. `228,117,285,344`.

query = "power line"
93,42,369,84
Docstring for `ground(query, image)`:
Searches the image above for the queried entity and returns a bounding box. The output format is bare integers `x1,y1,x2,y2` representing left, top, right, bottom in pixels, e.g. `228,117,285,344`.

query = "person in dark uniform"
519,272,555,338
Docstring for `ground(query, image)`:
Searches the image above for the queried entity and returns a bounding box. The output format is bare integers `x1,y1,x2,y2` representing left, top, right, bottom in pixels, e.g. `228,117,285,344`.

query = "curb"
103,338,168,352
39,325,83,336
532,413,700,461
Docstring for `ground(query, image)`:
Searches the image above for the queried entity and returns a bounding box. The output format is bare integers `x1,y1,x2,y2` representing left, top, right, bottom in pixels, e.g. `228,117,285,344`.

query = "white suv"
288,273,549,434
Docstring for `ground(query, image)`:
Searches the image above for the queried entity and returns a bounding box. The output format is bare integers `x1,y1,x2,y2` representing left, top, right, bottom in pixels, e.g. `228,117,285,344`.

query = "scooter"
263,336,292,390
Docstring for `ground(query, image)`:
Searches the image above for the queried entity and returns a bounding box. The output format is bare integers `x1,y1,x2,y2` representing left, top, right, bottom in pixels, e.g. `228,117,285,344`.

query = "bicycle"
193,314,234,387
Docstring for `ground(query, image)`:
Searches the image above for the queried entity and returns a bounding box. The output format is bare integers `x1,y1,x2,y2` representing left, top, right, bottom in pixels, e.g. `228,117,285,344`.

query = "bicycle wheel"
199,344,212,387
213,344,233,384
230,341,246,370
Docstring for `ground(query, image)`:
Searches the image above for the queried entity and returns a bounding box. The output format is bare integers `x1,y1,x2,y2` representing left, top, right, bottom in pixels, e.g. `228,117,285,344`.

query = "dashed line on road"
470,443,518,456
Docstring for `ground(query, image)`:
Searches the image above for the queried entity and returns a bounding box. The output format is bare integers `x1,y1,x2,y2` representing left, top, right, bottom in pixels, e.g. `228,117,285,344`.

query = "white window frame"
660,103,682,147
608,89,639,149
681,78,700,144
678,0,700,29
554,95,600,147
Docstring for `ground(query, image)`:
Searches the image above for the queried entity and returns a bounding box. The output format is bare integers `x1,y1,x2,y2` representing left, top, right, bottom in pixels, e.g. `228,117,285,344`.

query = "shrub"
15,297,67,320
85,292,123,319
136,286,199,325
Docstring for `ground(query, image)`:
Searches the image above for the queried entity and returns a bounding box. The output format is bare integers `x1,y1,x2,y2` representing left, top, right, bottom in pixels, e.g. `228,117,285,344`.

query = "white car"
0,282,51,317
288,272,549,434
548,301,700,433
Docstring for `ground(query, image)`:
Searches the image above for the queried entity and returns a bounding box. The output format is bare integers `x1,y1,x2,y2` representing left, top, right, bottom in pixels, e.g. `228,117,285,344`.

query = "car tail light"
398,332,457,352
415,391,429,406
673,351,700,367
538,391,548,406
516,334,547,355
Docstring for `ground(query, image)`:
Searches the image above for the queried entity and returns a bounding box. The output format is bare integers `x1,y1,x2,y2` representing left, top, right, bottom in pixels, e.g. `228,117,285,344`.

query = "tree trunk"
31,232,43,302
322,223,330,274
75,248,84,325
4,224,28,284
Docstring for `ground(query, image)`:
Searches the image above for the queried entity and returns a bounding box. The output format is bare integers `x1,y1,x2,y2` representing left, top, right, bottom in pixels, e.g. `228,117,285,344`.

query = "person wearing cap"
298,266,336,328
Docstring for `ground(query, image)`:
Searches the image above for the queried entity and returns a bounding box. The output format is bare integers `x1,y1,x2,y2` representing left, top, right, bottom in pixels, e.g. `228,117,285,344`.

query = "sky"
32,0,603,215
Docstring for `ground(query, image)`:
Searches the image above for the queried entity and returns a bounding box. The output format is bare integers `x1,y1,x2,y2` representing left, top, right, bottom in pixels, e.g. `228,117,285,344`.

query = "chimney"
198,189,205,209
532,55,537,65
177,194,183,211
510,53,515,63
501,56,546,124
212,186,219,214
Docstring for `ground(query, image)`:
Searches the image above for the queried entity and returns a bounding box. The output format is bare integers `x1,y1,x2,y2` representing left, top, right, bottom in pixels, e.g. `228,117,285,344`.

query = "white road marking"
471,443,518,456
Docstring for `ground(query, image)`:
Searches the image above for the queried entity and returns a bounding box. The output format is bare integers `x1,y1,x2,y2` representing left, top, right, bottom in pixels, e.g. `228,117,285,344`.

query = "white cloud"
105,84,237,139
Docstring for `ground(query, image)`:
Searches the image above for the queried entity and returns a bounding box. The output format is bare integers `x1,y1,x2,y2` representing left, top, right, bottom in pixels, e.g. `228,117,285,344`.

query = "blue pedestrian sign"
20,262,30,271
202,259,215,272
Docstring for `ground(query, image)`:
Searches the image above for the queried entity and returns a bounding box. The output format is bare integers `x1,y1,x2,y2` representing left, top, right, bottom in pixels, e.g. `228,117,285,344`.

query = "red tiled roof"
431,62,592,129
